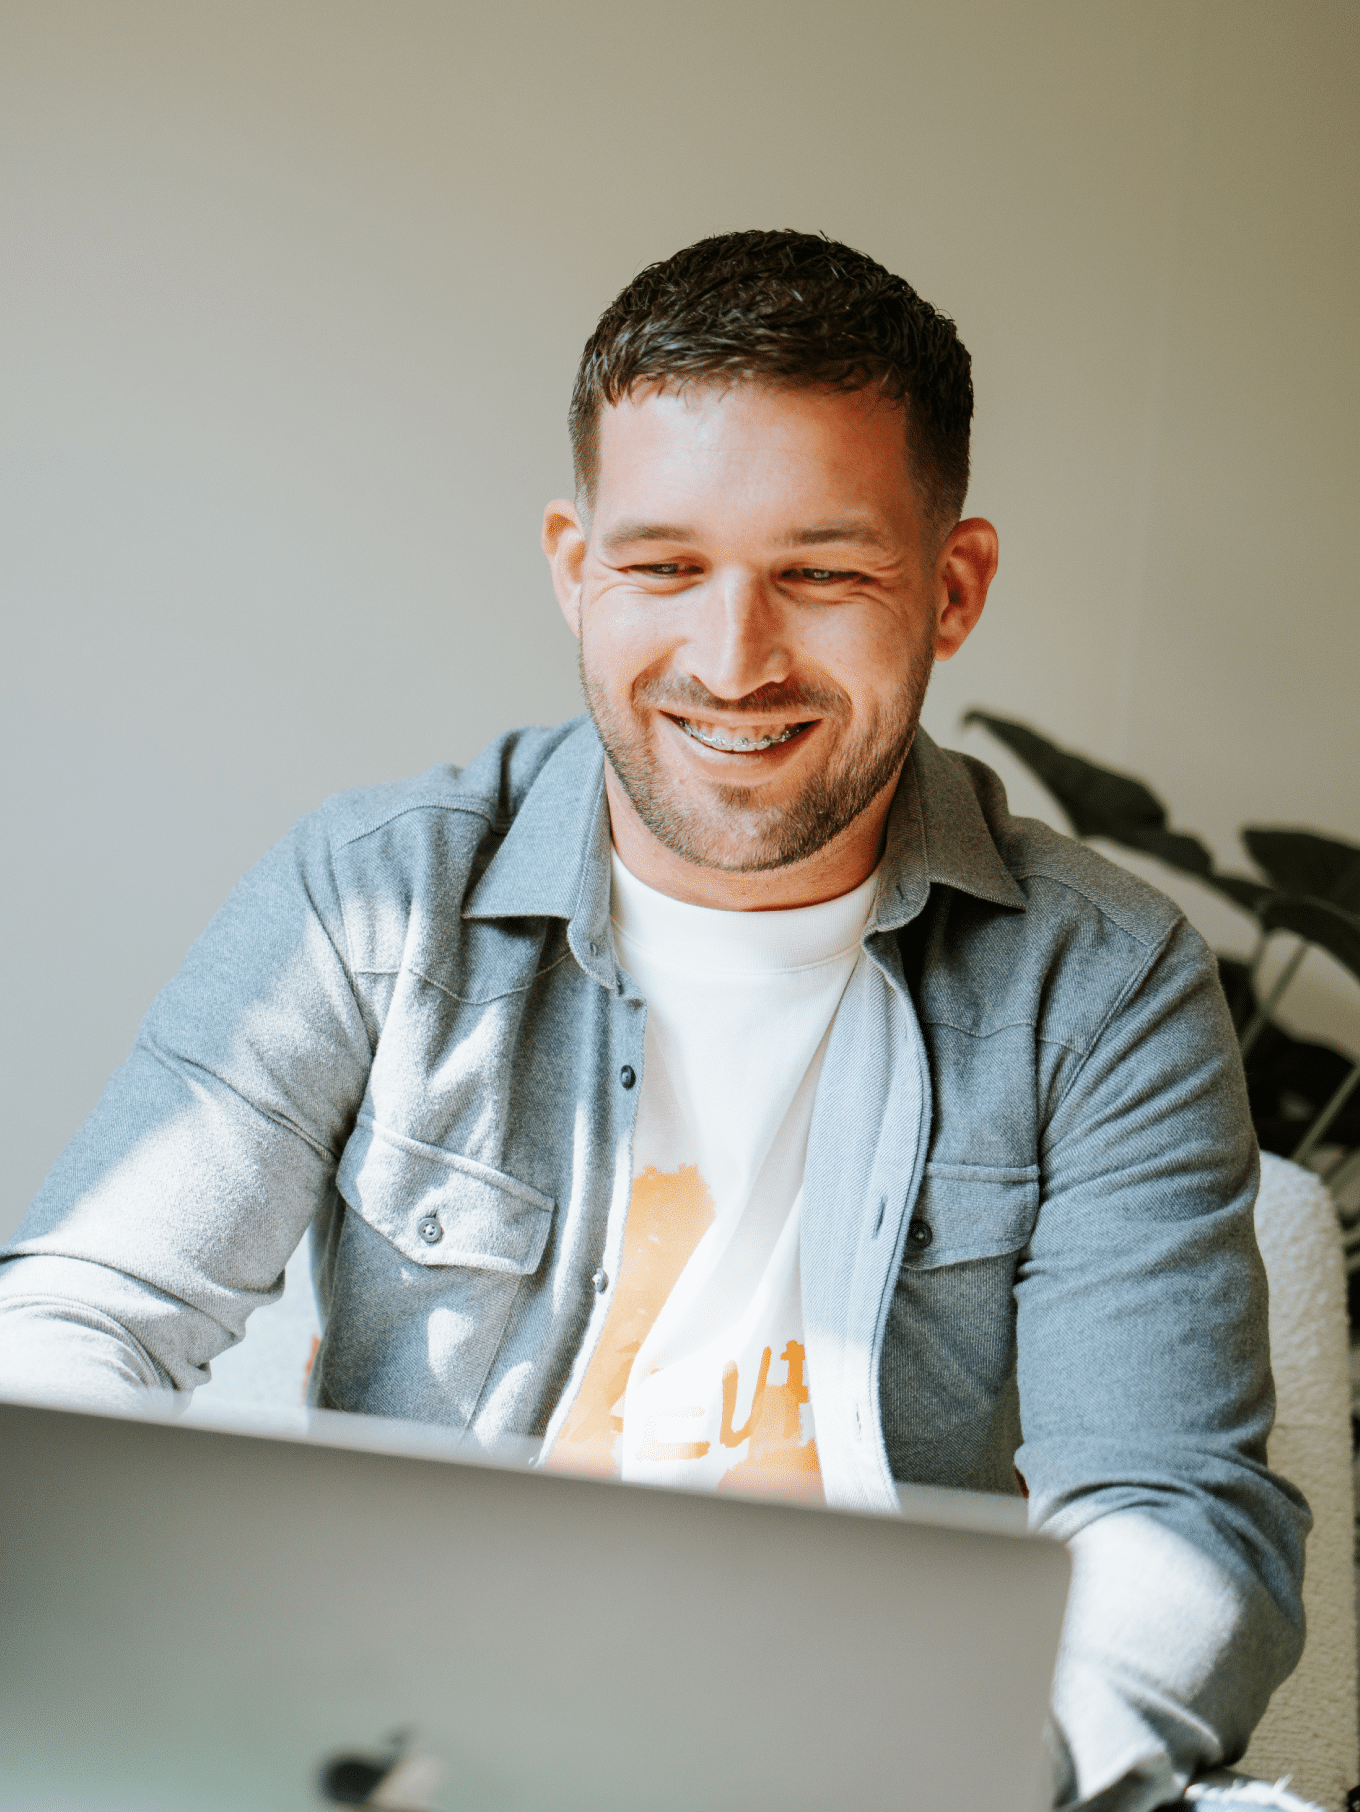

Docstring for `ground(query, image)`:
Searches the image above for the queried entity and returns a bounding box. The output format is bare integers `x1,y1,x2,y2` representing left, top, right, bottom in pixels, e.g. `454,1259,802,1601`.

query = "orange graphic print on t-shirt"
716,1339,822,1501
547,1165,822,1500
547,1164,715,1475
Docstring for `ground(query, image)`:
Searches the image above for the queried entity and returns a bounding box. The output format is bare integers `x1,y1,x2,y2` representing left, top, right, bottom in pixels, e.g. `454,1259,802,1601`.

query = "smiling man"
0,231,1309,1810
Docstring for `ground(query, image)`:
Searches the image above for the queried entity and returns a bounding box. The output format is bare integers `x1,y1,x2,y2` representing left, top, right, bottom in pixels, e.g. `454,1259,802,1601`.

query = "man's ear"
933,517,999,661
542,499,588,640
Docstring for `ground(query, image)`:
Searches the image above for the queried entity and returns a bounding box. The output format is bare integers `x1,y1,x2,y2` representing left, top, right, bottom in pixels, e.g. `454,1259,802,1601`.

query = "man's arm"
1017,917,1309,1810
0,808,374,1407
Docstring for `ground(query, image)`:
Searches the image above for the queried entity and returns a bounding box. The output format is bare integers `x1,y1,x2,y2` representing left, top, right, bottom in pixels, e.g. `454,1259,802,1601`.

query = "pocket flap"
336,1117,555,1274
904,1163,1040,1269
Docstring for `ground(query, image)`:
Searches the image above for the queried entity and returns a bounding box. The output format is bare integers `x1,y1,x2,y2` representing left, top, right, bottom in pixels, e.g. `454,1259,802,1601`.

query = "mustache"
632,674,847,719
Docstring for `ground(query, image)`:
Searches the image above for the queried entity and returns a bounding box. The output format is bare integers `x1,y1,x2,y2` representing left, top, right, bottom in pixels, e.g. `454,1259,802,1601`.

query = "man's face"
545,379,993,899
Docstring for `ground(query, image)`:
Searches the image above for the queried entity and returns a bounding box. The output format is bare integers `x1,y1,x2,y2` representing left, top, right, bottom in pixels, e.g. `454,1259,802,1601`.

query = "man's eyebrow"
600,521,893,554
780,524,892,552
600,522,697,552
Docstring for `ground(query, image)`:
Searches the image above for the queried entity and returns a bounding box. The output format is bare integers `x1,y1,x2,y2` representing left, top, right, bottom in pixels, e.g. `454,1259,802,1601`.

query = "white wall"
2,0,1357,1235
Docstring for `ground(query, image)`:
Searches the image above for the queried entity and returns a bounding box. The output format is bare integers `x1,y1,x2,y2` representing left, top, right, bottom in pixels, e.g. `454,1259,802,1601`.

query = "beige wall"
2,0,1357,1232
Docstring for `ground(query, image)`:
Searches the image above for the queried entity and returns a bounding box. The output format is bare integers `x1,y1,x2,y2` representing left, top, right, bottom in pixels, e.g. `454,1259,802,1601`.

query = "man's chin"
613,774,871,876
650,829,813,877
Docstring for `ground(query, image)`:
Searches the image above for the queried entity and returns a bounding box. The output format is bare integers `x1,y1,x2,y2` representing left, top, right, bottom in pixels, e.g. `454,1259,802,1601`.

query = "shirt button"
592,1268,609,1293
417,1215,443,1245
619,1065,636,1089
907,1217,933,1251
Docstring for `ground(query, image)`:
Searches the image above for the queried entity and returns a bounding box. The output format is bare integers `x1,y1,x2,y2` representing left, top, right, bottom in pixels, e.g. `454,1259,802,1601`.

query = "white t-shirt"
545,850,878,1500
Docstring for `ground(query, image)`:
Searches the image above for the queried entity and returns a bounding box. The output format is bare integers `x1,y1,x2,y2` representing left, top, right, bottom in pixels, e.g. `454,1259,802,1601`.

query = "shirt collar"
866,727,1026,938
462,718,616,987
462,718,1024,967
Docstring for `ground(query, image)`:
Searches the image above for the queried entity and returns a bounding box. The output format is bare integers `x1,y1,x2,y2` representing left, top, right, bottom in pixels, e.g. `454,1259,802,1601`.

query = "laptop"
0,1396,1070,1812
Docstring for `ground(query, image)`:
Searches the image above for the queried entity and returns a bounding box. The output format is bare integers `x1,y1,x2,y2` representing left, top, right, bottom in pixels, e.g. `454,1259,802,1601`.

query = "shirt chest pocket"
903,1163,1040,1271
335,1115,555,1274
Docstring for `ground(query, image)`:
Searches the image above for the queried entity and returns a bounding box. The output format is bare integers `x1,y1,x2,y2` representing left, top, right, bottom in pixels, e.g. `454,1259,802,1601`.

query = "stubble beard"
579,638,934,875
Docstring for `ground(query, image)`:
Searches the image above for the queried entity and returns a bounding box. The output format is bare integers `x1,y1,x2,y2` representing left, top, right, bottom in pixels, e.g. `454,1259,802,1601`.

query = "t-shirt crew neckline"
608,849,882,976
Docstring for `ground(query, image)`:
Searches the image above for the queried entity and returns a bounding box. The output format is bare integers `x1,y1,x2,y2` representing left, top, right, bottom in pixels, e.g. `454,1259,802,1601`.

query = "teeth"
678,719,805,752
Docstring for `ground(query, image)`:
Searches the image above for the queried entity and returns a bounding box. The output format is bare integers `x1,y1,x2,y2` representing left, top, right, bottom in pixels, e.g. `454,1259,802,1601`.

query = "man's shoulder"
927,737,1187,956
261,717,601,977
914,739,1222,1073
312,718,591,855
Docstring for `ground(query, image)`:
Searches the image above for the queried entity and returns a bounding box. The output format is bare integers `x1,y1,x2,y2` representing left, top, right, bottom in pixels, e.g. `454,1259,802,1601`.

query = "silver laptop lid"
0,1399,1069,1812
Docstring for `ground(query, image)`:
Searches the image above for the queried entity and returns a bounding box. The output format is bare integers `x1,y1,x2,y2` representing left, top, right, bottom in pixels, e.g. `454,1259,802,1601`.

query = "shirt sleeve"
0,807,374,1406
1015,915,1311,1809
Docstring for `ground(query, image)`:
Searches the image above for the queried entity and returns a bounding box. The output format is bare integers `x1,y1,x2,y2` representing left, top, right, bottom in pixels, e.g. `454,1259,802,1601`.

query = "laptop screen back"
0,1400,1069,1812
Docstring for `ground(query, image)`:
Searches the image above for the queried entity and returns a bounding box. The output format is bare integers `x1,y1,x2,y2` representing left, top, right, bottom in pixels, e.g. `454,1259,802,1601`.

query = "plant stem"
1238,939,1307,1060
1322,1141,1360,1202
1292,1058,1360,1167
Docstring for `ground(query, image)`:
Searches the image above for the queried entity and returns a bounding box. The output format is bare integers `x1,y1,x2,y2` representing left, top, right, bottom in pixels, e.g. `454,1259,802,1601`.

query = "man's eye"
635,562,688,576
792,566,856,583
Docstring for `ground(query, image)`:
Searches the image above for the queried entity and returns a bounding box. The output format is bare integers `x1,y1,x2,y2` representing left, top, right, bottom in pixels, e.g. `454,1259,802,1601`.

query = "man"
0,231,1308,1809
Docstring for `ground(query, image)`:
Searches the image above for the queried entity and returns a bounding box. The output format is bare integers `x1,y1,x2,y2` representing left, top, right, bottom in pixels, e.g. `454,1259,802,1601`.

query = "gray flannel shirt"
0,719,1309,1809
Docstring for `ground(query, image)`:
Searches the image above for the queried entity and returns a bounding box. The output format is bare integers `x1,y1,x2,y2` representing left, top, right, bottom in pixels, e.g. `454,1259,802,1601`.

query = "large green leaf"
1242,829,1360,911
961,711,1171,838
1257,895,1360,990
963,710,1266,904
1123,826,1214,874
1201,872,1273,911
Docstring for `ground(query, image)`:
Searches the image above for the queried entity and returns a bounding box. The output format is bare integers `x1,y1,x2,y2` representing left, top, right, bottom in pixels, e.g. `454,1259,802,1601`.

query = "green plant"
963,712,1360,1205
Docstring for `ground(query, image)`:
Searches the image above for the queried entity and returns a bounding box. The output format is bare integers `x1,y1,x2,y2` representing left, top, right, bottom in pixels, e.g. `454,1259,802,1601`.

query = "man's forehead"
591,378,916,523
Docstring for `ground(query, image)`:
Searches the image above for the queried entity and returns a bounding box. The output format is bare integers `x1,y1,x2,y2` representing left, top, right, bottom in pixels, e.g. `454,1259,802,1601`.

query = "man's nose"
682,570,792,703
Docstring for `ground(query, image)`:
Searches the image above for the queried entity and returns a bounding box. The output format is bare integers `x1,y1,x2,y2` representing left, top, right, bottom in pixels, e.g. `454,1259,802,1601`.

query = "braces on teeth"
679,719,805,752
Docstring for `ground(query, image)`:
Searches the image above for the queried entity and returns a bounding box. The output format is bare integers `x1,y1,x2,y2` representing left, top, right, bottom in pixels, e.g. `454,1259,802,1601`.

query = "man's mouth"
674,717,813,753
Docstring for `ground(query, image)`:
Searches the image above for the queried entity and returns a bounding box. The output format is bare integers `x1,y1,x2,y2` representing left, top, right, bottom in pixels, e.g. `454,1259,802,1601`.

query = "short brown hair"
569,229,973,543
